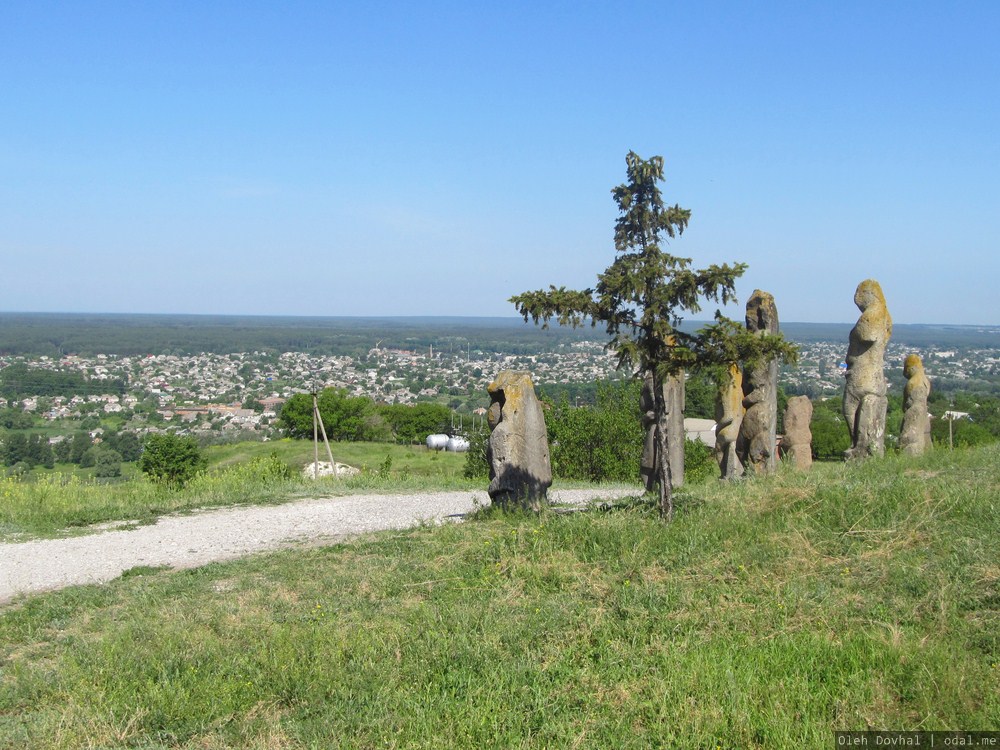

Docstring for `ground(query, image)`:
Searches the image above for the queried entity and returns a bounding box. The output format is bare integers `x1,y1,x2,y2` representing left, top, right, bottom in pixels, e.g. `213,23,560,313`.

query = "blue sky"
2,2,998,325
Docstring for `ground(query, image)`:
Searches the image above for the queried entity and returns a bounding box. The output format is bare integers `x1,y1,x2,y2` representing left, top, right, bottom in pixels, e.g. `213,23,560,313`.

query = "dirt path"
0,487,636,605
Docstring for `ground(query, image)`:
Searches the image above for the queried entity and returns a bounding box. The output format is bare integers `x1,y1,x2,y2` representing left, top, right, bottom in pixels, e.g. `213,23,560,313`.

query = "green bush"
546,380,643,483
140,433,206,487
93,448,123,478
683,438,717,483
463,427,490,479
379,402,452,444
811,397,851,460
278,389,391,442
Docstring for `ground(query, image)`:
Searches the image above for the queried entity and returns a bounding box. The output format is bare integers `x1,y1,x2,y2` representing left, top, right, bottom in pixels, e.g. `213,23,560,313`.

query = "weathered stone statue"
782,395,813,470
843,279,893,459
640,369,685,489
714,363,745,480
486,370,552,510
900,353,932,456
736,290,780,474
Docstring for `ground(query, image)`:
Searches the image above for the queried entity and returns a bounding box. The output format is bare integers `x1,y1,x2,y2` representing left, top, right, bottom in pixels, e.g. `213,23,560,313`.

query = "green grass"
1,445,997,748
204,437,470,481
19,460,145,483
0,440,480,541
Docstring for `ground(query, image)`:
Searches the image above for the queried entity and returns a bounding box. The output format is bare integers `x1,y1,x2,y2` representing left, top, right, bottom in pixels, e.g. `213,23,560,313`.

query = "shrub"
379,402,452,444
463,427,490,479
94,449,123,478
683,438,716,484
140,433,206,487
278,389,391,442
811,397,851,460
546,381,643,483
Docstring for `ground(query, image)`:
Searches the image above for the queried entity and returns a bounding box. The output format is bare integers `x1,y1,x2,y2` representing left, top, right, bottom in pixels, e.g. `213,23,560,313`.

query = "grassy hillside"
1,445,998,747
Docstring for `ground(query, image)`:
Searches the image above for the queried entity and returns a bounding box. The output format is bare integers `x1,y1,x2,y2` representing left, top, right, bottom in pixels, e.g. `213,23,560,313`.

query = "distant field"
1,444,996,747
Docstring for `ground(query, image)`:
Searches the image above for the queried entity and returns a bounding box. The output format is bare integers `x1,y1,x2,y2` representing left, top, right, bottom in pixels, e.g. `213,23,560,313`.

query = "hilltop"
1,444,997,747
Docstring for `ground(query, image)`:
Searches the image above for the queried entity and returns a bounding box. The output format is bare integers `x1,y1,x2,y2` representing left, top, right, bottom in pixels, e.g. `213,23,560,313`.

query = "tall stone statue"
486,370,552,510
714,363,745,480
900,353,932,456
736,290,780,474
782,395,813,470
843,279,893,460
640,369,685,490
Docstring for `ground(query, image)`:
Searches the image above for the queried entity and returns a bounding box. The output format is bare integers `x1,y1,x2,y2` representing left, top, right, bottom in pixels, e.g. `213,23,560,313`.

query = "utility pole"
312,392,336,473
312,392,319,479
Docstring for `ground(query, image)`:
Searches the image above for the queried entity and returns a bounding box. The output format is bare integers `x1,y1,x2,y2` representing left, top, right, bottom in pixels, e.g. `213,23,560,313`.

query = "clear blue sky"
2,2,998,325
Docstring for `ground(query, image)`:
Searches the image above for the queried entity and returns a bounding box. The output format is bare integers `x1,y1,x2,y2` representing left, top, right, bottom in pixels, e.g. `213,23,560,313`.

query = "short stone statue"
782,395,813,470
737,290,780,474
714,363,745,480
899,353,932,456
640,369,685,489
486,370,552,510
843,279,893,459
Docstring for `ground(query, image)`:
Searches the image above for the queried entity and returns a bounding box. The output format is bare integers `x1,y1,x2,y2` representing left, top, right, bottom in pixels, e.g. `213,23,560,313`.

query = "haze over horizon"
3,311,997,333
2,3,998,326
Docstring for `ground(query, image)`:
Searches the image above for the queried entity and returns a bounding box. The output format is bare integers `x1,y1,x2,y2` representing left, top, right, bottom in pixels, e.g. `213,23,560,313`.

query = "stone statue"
900,353,932,456
714,363,745,480
640,369,685,489
736,290,780,474
782,395,813,470
843,279,893,459
486,370,552,510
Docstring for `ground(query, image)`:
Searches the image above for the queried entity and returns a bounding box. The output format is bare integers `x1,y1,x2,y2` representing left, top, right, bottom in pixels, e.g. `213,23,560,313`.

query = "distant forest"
0,314,607,357
0,313,997,358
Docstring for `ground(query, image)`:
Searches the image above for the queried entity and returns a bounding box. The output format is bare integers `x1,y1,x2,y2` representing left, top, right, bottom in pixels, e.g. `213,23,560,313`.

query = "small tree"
94,448,123,478
140,433,205,486
511,152,748,519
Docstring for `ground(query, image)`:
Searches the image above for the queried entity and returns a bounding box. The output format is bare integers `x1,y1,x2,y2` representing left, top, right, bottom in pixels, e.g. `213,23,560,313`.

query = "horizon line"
1,310,998,329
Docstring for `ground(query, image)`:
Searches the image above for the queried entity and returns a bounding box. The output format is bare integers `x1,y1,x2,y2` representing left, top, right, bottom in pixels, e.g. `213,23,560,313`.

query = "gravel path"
0,487,638,605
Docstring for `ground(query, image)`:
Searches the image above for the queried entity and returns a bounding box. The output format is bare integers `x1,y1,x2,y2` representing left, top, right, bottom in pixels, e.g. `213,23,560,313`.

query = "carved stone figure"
486,370,552,510
843,279,893,459
736,290,780,474
714,363,745,480
900,353,932,456
640,369,685,489
782,395,813,470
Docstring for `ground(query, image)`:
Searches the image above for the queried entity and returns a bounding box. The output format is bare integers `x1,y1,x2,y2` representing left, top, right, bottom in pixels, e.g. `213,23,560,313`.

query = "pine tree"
511,152,747,518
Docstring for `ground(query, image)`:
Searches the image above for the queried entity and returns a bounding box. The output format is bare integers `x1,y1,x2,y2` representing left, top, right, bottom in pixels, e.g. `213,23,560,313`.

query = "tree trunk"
653,374,674,520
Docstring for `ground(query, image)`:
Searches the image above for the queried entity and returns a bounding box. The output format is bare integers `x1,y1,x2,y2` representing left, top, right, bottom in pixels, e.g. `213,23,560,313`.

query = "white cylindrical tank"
426,434,449,450
446,437,470,452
